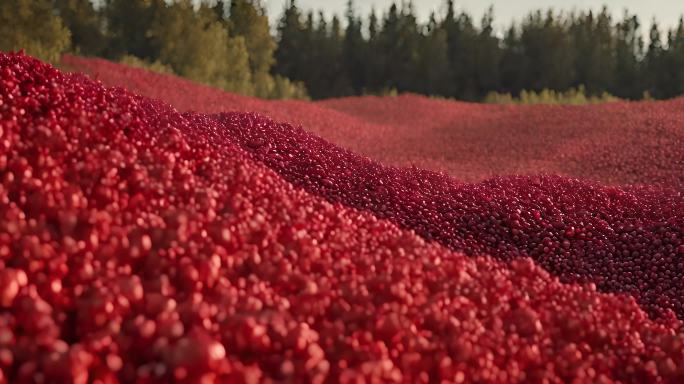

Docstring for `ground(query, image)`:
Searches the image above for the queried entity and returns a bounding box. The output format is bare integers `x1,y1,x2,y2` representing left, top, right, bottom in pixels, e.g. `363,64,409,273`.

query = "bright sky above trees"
264,0,683,34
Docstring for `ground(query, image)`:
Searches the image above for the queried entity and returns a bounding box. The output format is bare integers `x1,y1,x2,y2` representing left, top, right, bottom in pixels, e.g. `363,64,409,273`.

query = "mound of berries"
212,112,684,319
321,95,684,189
63,54,684,190
2,52,684,383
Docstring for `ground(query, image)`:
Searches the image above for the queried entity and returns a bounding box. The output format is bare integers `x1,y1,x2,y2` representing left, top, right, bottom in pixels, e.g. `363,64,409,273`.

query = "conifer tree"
519,11,575,92
614,12,643,99
274,0,305,82
418,13,450,96
570,8,615,95
645,21,664,98
54,0,106,56
499,25,527,95
443,5,480,99
671,18,684,96
344,1,367,94
473,7,502,98
102,0,164,60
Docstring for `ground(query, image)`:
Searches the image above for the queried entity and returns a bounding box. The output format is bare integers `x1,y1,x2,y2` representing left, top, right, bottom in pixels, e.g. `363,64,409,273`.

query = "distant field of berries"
64,54,684,190
1,52,683,384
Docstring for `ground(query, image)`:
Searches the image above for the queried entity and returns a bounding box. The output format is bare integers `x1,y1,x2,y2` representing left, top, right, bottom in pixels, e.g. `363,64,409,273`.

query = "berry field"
0,53,683,383
63,55,684,189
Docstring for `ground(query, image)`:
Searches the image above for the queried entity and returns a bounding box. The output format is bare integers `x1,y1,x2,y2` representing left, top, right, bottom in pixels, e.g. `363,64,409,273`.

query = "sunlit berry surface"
0,53,683,383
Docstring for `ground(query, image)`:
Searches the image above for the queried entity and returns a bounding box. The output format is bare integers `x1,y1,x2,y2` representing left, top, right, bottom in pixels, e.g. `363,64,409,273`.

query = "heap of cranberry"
63,54,684,190
1,52,684,383
213,112,684,319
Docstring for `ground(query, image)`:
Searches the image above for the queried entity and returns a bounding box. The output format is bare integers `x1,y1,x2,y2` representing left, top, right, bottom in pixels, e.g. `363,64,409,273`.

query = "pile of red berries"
2,52,684,383
63,54,684,190
213,111,684,319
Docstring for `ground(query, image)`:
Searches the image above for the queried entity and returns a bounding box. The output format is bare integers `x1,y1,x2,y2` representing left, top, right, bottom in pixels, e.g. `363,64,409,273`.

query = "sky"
263,1,684,35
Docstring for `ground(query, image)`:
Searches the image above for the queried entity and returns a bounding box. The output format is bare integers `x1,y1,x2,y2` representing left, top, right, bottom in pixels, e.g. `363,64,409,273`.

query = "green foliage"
655,17,684,98
343,0,368,94
417,15,450,96
54,0,106,56
614,12,644,99
274,3,349,99
518,11,576,92
272,1,684,101
227,0,275,77
223,0,303,99
274,1,305,83
269,75,309,100
0,0,71,63
378,4,422,93
569,8,615,95
485,86,620,105
103,0,164,60
370,88,399,97
443,3,500,100
223,36,255,95
149,1,253,95
119,54,174,75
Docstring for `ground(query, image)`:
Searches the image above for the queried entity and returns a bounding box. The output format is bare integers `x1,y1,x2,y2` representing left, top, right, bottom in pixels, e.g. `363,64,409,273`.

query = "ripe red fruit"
0,269,27,307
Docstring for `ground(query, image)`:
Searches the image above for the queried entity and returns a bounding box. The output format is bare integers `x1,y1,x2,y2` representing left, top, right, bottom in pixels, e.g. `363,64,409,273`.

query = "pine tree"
672,18,684,96
570,8,615,95
365,7,383,92
499,25,527,95
329,15,351,96
519,10,576,92
614,12,644,99
378,3,421,93
274,0,305,82
474,7,502,98
344,0,367,94
0,0,71,63
303,12,349,98
54,0,106,56
662,18,684,98
418,13,450,96
443,4,479,99
645,21,664,98
102,0,164,60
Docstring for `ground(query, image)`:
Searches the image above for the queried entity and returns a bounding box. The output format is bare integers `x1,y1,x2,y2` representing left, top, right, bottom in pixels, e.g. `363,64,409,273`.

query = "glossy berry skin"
0,53,683,383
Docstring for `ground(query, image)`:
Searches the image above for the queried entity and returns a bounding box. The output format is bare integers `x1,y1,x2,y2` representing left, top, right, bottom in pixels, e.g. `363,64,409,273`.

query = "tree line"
274,0,684,100
2,0,684,101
